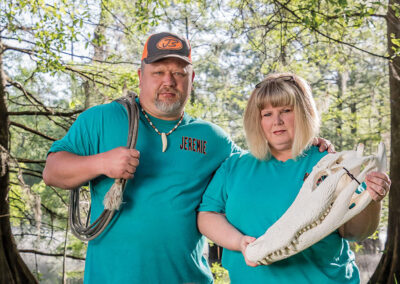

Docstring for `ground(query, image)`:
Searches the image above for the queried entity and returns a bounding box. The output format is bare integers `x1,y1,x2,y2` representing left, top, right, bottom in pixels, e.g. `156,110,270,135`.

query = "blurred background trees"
0,0,397,283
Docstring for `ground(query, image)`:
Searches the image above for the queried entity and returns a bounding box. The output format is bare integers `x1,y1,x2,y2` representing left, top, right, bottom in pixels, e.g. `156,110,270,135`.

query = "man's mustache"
157,88,181,97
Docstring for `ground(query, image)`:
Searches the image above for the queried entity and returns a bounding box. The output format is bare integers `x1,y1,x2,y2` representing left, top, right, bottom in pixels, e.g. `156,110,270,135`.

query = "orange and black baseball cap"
141,32,192,64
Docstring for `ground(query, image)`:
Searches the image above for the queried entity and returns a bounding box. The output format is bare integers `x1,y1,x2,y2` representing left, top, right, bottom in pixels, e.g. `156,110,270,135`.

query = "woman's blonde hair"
243,73,320,160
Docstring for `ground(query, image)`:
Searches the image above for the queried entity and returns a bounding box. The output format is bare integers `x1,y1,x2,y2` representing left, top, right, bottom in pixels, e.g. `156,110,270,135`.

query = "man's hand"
101,147,140,180
312,137,335,153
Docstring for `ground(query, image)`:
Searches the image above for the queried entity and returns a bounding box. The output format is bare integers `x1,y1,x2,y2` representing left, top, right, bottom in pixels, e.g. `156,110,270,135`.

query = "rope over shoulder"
69,92,139,241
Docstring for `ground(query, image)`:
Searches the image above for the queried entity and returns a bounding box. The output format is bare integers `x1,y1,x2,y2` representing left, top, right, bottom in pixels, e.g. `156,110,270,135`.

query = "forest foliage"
0,0,395,282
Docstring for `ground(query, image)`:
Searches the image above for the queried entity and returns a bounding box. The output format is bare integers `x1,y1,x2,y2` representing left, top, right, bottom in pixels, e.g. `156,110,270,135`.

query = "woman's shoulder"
222,150,258,170
304,145,328,160
228,150,255,160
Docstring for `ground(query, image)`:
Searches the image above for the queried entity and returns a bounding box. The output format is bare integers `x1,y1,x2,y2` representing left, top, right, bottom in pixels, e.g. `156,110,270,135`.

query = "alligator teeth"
259,259,269,265
250,144,387,266
265,203,332,261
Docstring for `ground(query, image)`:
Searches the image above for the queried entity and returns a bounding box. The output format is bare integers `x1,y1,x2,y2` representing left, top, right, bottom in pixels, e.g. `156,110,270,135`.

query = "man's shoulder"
185,115,228,136
181,115,241,154
77,101,125,121
85,101,123,113
185,115,215,126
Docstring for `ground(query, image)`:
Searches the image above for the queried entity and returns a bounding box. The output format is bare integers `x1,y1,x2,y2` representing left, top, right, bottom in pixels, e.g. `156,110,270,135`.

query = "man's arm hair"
43,151,105,189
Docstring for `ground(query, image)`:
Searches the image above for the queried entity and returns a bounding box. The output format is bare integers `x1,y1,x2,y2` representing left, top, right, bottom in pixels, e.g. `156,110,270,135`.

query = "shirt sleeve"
48,106,100,157
198,159,230,213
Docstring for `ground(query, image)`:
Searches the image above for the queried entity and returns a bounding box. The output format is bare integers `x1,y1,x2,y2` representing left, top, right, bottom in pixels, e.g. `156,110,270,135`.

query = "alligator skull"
245,142,387,265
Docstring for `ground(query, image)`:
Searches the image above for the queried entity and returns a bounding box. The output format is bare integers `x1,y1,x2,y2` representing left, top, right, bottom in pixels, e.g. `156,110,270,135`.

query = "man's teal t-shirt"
198,147,360,284
49,99,239,283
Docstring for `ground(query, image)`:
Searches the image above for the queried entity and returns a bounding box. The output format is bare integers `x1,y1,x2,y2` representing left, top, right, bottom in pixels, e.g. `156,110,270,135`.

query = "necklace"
140,106,184,152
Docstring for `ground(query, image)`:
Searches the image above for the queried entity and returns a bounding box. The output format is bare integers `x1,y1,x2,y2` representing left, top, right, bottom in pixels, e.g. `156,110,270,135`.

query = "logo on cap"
156,36,183,50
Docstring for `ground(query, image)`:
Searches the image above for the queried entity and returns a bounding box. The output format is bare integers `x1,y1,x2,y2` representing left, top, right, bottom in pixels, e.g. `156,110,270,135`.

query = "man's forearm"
43,151,104,189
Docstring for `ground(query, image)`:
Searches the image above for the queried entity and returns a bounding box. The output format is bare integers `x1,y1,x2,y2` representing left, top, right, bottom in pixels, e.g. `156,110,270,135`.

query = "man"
43,32,240,283
43,32,331,283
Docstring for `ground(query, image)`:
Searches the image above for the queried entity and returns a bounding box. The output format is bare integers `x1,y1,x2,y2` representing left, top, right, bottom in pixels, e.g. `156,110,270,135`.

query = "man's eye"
173,72,185,77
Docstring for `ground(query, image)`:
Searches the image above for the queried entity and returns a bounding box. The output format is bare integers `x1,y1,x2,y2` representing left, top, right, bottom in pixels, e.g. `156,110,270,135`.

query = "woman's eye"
262,113,272,117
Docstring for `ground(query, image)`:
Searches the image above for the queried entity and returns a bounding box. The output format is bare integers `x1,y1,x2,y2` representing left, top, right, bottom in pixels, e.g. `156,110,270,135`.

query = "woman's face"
260,104,295,156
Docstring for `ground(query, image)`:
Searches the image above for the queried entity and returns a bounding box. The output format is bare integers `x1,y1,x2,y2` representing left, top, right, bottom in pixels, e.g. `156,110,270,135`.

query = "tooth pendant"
161,133,167,152
140,106,184,153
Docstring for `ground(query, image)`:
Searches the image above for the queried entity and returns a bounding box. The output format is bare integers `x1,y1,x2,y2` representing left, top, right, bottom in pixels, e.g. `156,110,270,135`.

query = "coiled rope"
69,93,139,241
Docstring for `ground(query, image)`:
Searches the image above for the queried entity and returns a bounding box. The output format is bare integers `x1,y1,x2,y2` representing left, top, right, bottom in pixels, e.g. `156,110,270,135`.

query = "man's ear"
137,68,142,88
192,70,195,82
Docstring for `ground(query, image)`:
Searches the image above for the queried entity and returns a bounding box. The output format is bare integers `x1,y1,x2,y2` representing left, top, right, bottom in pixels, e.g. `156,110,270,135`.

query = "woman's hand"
365,171,391,202
339,171,390,241
239,235,258,267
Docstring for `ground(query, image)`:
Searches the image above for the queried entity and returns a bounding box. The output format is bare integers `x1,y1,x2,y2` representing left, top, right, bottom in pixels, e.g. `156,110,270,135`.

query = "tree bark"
84,5,108,109
369,0,400,282
0,42,38,283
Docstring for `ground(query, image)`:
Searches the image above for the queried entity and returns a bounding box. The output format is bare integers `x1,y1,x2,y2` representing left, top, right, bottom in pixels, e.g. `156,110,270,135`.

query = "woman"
197,73,390,283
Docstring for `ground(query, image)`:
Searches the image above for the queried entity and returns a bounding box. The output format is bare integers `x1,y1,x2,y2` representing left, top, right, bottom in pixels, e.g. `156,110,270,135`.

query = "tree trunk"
369,0,400,282
84,6,108,109
350,102,357,135
0,43,38,283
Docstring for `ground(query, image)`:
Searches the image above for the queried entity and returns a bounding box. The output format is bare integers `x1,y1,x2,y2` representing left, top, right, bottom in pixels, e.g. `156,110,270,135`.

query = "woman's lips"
273,130,286,135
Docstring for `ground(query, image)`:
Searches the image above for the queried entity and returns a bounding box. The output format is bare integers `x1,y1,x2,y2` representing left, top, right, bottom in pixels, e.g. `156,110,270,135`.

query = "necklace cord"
140,106,184,152
140,107,184,136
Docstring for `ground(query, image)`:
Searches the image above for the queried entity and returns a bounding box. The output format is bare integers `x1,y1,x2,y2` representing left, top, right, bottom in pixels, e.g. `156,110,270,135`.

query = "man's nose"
162,72,176,87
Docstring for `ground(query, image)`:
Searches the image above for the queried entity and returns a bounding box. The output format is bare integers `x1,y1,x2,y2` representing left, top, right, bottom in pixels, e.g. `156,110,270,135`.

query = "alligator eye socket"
335,157,344,164
315,175,327,187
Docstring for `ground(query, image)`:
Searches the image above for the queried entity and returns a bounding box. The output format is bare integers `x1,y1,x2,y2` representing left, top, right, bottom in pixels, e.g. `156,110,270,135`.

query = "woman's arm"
338,171,391,241
197,211,258,267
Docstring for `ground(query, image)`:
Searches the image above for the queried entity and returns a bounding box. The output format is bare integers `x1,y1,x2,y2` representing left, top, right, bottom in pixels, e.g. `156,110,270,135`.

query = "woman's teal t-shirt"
199,146,360,284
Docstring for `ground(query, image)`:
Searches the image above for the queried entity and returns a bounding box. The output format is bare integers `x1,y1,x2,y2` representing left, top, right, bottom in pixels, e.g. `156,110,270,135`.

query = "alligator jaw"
245,143,386,265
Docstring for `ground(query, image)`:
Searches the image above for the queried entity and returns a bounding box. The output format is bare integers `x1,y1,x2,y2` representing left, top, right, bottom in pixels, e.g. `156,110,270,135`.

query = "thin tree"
369,1,400,281
0,37,38,284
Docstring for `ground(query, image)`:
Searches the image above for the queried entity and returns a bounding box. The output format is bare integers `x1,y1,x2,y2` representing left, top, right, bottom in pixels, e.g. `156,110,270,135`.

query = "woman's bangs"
256,83,295,109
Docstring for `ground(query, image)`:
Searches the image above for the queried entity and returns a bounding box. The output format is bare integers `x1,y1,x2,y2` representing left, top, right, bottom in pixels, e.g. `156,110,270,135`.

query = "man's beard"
154,89,186,115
